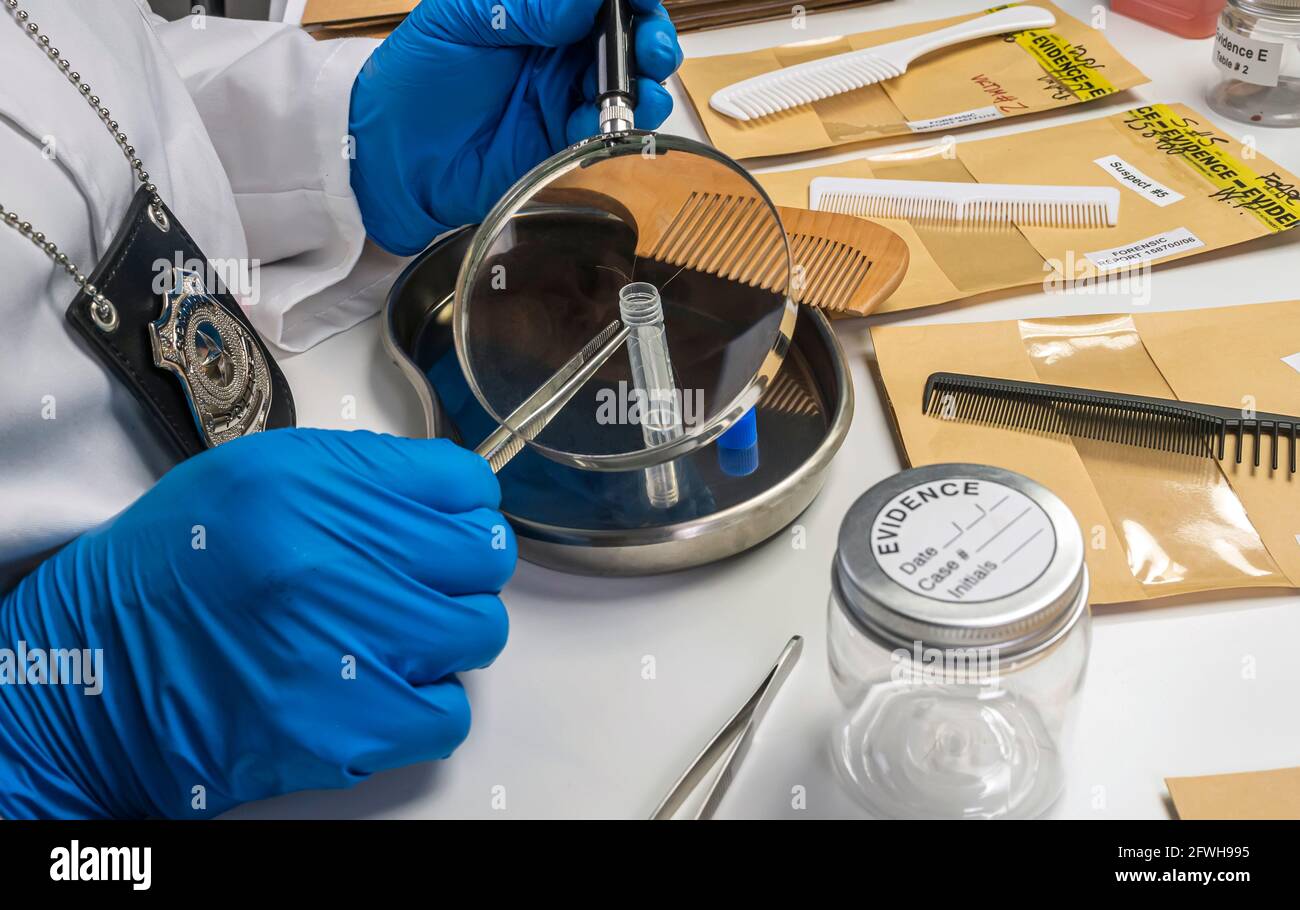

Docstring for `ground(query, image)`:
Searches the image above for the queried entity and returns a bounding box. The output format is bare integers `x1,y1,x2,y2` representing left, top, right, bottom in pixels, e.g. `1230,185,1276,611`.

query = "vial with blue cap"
717,408,759,477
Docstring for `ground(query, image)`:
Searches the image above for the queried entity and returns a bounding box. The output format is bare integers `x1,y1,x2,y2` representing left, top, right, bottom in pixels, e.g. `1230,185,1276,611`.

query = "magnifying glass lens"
456,133,795,472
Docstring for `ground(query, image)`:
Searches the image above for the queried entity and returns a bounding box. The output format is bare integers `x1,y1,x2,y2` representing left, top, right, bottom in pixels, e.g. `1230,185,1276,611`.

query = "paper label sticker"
1283,352,1300,375
1094,154,1184,207
1213,22,1284,88
1084,228,1205,270
870,478,1056,604
906,106,1002,133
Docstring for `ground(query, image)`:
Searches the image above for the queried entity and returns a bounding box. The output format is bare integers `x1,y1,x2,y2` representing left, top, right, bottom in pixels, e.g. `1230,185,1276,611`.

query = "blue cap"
718,408,758,450
718,442,759,477
717,409,759,477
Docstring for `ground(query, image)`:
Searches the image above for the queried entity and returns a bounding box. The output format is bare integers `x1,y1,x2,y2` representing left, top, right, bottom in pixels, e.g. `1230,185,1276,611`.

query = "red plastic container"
1111,0,1225,38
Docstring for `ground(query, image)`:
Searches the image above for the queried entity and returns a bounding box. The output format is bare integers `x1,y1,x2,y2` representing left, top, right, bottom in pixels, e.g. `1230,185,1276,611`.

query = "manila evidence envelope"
871,300,1300,605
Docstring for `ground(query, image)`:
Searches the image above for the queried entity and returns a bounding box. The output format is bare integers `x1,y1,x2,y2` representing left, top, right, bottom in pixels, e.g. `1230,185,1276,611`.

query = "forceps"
651,635,803,820
474,319,629,473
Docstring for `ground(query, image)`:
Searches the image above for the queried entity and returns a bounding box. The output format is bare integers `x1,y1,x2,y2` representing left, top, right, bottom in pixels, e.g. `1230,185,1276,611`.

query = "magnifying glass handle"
597,0,636,134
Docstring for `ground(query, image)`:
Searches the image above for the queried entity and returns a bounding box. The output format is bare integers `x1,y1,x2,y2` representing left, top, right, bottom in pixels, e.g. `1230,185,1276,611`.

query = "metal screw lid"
1232,0,1300,12
832,464,1088,658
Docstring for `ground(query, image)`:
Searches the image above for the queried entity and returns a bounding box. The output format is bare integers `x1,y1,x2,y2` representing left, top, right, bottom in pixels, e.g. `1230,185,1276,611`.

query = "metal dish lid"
833,464,1087,657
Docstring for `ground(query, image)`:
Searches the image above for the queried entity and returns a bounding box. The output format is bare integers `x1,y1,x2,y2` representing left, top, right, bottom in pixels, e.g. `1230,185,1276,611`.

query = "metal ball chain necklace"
0,0,279,451
0,0,169,333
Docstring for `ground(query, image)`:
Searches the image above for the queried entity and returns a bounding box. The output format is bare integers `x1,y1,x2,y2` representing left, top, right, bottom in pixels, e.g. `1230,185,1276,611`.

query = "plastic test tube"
619,282,683,509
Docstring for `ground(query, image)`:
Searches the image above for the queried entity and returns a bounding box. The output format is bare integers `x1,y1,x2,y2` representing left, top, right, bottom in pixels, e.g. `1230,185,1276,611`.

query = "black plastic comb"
922,372,1300,474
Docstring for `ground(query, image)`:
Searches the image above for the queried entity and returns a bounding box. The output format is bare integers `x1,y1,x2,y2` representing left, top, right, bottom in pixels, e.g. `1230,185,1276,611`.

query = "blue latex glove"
0,429,514,819
349,0,684,256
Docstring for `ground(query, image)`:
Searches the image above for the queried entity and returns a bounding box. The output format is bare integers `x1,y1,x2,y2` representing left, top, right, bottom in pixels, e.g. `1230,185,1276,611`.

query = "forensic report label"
1084,227,1205,270
907,105,1003,133
1094,154,1184,207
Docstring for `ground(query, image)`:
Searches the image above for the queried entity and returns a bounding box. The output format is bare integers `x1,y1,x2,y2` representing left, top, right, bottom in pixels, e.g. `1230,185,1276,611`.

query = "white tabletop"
229,0,1300,820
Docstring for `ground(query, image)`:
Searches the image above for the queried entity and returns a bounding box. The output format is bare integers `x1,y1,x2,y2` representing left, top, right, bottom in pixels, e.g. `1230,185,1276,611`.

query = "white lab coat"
0,0,400,590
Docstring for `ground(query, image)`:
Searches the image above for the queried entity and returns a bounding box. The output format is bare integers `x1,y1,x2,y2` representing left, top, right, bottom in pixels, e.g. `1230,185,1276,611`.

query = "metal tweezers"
651,635,803,820
474,319,629,473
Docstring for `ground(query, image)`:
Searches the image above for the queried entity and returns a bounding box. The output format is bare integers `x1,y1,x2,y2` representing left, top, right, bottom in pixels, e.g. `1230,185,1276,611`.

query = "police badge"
149,267,273,448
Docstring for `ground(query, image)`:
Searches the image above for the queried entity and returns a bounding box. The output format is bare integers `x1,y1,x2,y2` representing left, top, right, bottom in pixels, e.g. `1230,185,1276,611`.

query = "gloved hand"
348,0,684,256
0,429,514,819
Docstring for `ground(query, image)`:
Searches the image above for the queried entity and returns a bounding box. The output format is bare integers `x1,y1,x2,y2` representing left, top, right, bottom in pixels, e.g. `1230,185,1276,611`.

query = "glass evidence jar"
827,464,1091,819
1207,1,1300,127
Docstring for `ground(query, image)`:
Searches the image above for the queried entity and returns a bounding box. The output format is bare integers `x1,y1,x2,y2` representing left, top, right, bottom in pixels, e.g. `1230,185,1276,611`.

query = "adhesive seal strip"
1123,103,1300,234
988,3,1119,101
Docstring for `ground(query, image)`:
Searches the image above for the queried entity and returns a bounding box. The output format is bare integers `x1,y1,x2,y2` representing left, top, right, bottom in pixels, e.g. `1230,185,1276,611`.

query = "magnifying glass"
455,0,796,480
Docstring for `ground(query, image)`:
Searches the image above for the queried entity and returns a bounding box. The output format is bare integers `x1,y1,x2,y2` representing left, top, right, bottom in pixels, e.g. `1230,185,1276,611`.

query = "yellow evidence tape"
1123,104,1300,233
986,4,1118,101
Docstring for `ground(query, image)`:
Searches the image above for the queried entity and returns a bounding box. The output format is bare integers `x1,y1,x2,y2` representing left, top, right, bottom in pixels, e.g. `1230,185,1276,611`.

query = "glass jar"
827,464,1091,819
1207,0,1300,127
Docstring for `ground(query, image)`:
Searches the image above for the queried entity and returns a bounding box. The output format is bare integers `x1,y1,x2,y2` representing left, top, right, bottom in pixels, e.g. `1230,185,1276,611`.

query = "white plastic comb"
710,5,1057,122
809,177,1121,229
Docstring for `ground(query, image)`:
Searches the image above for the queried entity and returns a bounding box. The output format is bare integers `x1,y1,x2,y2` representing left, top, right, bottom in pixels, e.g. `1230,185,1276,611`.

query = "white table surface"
228,0,1300,820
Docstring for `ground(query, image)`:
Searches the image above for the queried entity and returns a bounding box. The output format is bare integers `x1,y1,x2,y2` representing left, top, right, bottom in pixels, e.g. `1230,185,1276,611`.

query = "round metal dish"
382,218,854,576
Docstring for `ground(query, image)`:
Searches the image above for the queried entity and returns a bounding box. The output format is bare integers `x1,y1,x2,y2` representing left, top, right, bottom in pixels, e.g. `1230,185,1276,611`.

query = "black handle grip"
597,0,636,109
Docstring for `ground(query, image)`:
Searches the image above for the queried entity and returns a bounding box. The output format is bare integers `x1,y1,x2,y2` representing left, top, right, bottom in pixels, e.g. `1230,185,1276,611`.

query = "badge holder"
65,187,295,460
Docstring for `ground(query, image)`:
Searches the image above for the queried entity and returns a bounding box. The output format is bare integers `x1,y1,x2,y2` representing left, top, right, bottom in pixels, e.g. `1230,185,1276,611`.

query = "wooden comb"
546,159,909,315
643,192,909,314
